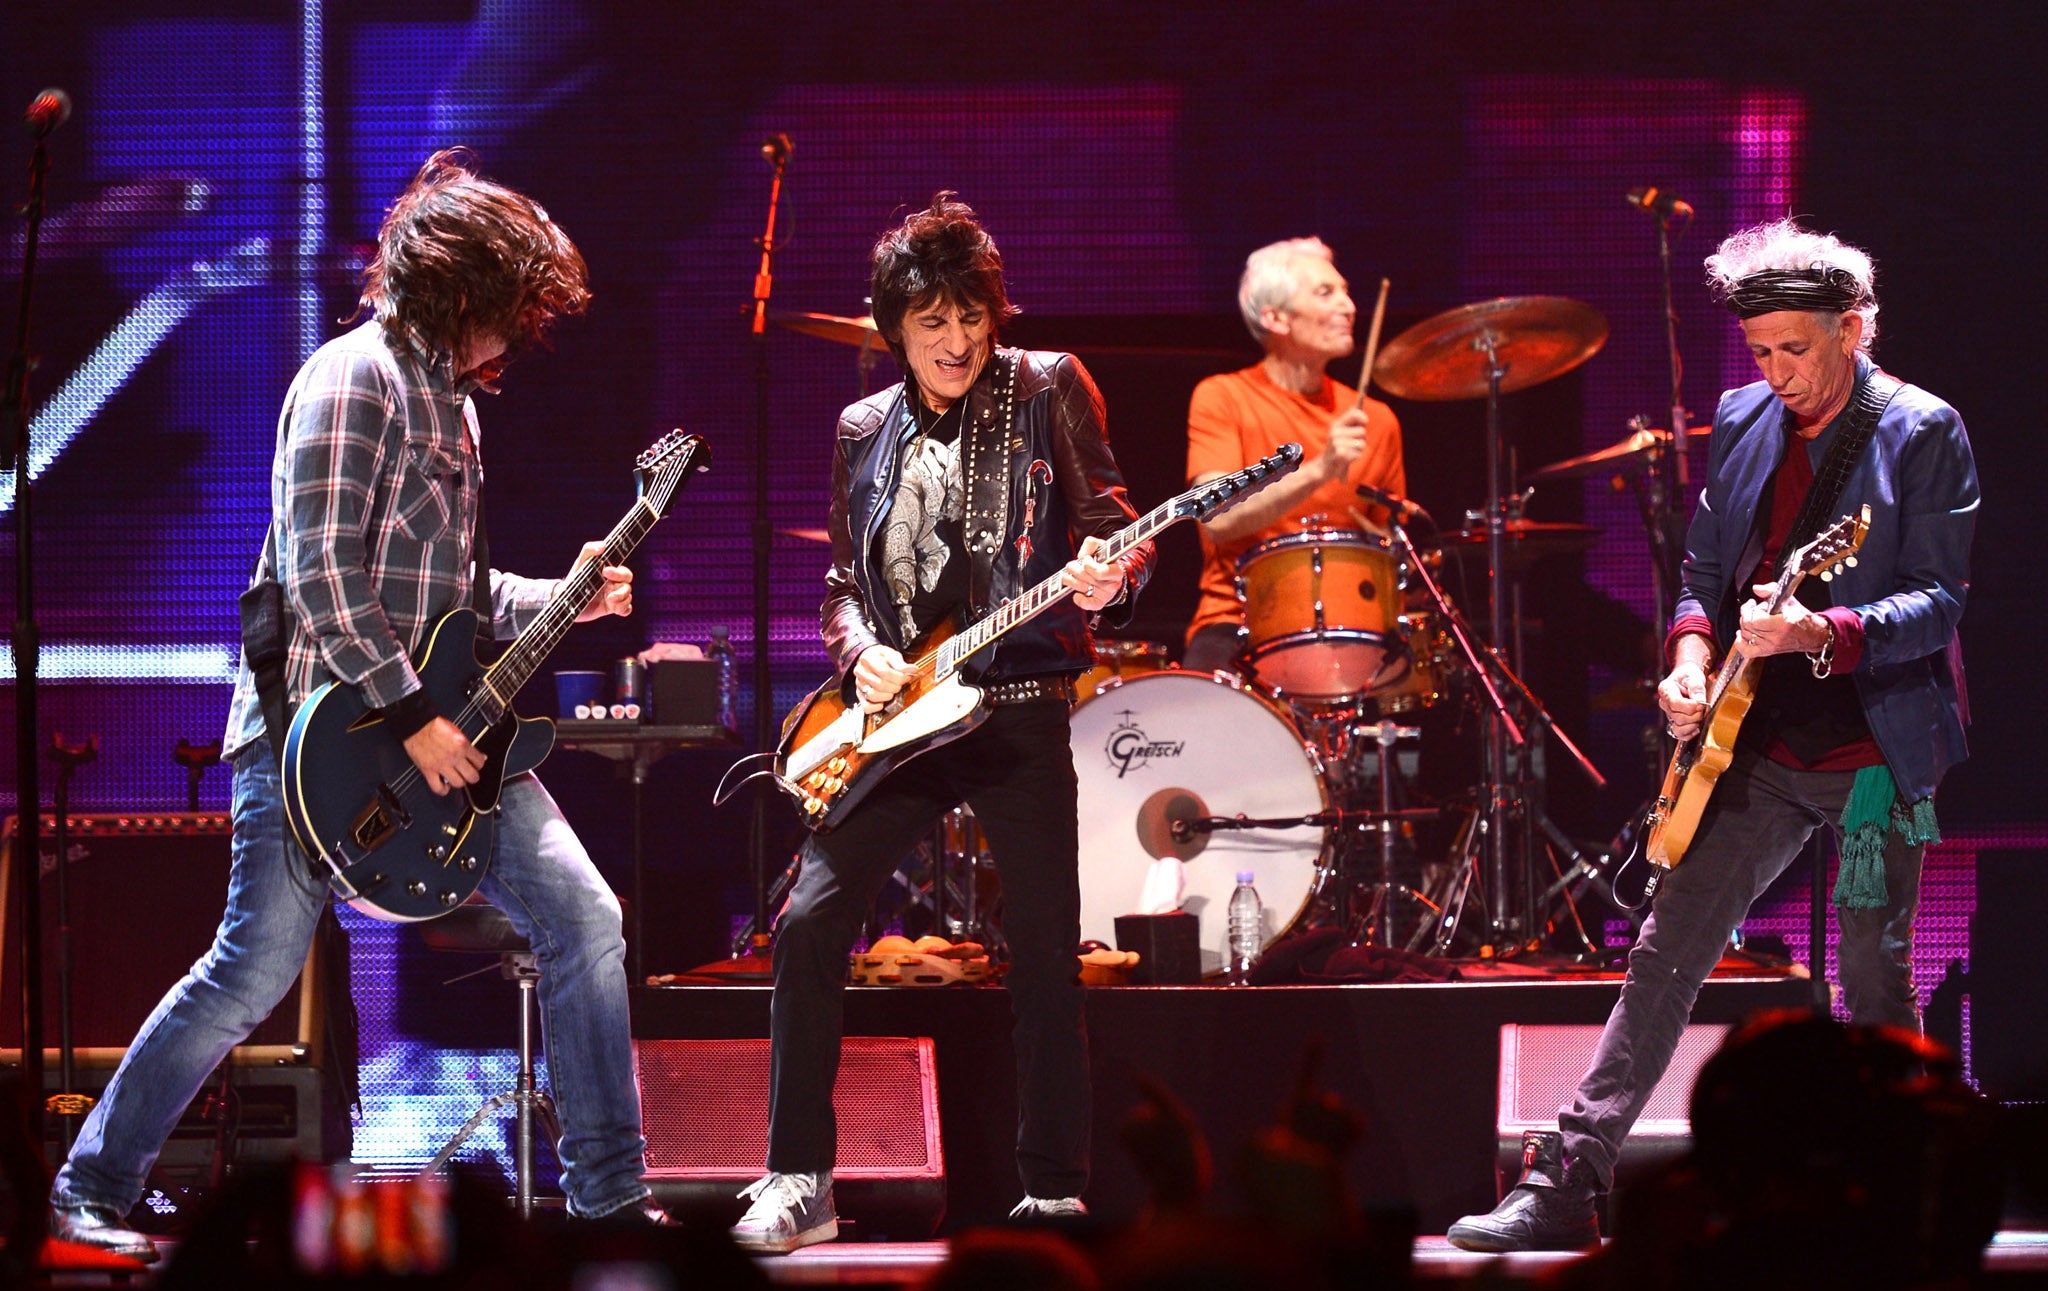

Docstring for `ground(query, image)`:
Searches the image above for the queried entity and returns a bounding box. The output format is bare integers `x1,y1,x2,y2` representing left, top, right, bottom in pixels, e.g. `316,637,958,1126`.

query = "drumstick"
1351,277,1391,412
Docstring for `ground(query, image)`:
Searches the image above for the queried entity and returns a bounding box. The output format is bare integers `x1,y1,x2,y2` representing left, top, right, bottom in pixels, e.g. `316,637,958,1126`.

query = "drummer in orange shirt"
1183,237,1407,680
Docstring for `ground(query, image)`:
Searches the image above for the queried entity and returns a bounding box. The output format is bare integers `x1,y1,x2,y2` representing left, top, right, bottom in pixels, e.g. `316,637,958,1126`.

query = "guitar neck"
930,499,1178,678
471,499,660,720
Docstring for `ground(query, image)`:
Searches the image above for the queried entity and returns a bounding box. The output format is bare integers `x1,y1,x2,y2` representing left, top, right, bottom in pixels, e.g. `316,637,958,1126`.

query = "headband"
1722,266,1867,319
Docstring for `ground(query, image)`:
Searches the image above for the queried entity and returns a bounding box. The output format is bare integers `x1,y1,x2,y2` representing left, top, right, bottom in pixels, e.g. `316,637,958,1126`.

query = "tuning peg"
1845,556,1857,568
1819,570,1834,582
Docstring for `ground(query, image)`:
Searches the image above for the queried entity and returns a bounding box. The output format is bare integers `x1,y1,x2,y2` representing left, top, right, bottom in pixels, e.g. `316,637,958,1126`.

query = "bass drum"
1070,671,1326,976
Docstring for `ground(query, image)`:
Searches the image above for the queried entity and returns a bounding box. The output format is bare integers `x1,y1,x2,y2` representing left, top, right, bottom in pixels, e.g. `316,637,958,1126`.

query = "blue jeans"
1558,750,1924,1190
768,699,1090,1200
53,740,650,1218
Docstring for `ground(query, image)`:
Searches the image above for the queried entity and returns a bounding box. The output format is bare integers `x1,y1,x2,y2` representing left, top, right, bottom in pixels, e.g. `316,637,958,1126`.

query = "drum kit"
770,294,1669,977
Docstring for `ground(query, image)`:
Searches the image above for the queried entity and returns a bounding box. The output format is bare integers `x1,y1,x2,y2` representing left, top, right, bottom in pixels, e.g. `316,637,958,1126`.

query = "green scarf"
1831,762,1939,909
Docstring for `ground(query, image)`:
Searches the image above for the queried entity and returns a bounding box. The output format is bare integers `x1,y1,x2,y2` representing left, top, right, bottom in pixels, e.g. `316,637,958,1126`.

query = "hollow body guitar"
776,443,1305,832
281,431,709,922
1614,506,1871,909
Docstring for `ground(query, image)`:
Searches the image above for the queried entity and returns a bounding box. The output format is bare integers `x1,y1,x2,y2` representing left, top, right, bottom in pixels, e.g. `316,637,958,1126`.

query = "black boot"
1446,1130,1600,1252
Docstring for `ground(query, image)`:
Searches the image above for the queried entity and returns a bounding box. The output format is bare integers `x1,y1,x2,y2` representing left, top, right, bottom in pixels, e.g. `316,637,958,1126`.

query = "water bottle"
1226,871,1263,985
706,624,738,732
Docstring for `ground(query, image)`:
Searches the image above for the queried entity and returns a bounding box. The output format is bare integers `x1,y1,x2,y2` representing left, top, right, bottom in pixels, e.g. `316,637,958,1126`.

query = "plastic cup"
555,670,605,720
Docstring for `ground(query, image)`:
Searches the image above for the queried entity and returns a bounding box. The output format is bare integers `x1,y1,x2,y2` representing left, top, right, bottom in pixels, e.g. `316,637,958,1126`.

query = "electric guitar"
775,443,1305,832
281,431,709,922
1613,506,1871,909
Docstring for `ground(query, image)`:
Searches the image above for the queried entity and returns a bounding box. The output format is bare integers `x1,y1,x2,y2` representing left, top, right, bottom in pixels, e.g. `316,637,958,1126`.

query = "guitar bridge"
349,784,409,851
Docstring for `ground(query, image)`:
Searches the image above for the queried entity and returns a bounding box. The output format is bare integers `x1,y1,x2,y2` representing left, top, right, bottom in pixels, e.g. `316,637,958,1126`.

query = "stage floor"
630,971,1814,1235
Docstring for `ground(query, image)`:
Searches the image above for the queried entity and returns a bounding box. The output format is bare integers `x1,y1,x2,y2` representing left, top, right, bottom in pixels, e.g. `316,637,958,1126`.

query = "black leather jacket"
821,348,1154,686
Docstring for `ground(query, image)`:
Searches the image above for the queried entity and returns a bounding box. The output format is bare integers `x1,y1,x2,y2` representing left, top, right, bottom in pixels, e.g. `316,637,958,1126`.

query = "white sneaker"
730,1171,838,1254
1009,1195,1088,1219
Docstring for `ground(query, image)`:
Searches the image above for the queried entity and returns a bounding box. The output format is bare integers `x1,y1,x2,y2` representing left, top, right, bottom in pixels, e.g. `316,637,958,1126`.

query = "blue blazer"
1673,353,1979,802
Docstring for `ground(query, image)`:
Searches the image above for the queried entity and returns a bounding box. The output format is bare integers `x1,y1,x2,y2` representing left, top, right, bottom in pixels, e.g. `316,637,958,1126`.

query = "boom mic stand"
7,89,68,1138
743,133,791,967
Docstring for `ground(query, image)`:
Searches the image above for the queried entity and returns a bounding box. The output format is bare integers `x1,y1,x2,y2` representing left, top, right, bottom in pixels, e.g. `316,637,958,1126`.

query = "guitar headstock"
1793,504,1873,585
1172,442,1304,522
635,431,711,517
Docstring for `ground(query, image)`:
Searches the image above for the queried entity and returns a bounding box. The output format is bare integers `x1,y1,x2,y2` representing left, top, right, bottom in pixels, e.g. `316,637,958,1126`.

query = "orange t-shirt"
1183,363,1406,638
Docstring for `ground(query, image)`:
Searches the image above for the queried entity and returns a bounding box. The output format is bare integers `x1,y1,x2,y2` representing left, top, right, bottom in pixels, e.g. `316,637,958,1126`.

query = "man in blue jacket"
1450,219,1978,1252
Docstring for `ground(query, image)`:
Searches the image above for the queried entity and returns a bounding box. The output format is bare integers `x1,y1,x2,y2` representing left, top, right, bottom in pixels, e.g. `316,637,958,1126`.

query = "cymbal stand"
1473,328,1519,946
1386,509,1610,952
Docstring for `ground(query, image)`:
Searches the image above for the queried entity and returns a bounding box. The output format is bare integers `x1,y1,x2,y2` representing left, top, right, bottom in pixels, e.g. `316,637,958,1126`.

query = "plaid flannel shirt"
224,321,557,757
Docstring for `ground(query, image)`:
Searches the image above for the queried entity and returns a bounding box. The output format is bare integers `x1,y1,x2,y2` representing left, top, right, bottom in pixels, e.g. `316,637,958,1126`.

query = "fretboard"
466,500,660,725
929,499,1179,678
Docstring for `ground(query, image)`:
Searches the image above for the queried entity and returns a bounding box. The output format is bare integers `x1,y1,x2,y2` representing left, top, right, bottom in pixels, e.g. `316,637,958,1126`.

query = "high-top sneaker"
1446,1129,1600,1252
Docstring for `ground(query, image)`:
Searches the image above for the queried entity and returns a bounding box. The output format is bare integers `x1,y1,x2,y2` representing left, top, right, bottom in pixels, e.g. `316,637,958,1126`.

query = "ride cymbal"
1372,296,1607,401
773,311,886,349
1524,424,1713,485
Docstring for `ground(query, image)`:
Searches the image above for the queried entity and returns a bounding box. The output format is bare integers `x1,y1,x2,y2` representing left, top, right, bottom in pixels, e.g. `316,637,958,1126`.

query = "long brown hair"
356,149,590,371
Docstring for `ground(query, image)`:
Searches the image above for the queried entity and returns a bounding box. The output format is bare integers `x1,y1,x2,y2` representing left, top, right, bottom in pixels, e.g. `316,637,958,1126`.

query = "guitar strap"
237,525,293,770
470,492,493,654
1780,369,1902,559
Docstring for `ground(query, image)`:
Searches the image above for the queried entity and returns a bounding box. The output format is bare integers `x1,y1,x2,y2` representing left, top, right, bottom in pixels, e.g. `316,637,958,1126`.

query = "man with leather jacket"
731,193,1154,1254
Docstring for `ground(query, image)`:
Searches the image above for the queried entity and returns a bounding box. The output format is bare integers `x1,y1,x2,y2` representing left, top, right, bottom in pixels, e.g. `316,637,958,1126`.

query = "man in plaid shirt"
51,152,669,1260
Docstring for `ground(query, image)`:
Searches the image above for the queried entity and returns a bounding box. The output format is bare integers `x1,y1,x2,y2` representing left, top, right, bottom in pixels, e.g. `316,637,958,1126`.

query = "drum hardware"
1374,499,1610,956
1372,297,1609,951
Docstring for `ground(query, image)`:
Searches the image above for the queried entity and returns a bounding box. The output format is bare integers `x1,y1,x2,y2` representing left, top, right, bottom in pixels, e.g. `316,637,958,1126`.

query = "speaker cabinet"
1494,1022,1730,1195
634,1037,944,1238
1,814,320,1058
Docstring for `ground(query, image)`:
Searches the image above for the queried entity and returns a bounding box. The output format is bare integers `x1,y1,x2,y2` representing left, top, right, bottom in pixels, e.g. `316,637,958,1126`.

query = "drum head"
1071,671,1325,975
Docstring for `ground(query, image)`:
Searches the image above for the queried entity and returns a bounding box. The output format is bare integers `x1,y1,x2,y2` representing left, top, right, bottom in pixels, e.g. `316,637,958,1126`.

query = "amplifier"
1,814,320,1054
634,1037,945,1238
1494,1022,1730,1195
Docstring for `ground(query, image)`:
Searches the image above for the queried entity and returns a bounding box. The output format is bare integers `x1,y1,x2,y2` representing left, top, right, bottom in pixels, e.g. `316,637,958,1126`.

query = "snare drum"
1077,639,1171,702
1237,529,1409,699
1071,670,1326,976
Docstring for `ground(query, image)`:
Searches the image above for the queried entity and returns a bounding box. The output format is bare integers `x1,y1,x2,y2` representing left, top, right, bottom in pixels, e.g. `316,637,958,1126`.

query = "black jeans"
766,698,1089,1199
1559,749,1925,1189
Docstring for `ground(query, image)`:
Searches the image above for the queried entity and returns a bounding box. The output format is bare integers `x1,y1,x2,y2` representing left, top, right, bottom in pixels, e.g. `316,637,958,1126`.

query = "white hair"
1704,218,1879,350
1237,237,1335,341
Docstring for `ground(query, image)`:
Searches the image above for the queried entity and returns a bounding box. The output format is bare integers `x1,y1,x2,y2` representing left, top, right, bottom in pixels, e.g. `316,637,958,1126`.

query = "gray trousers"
1559,749,1924,1189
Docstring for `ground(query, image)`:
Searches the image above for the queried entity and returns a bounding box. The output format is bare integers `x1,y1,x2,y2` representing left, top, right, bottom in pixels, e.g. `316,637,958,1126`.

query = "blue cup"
554,670,605,719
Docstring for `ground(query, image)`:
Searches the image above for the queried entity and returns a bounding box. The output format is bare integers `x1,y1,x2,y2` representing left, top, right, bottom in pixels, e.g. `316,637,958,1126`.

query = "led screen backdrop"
3,0,2039,1177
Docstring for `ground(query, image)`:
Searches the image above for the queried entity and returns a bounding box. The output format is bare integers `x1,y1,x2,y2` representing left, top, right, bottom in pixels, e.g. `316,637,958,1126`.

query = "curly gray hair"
1237,237,1335,342
1704,219,1878,350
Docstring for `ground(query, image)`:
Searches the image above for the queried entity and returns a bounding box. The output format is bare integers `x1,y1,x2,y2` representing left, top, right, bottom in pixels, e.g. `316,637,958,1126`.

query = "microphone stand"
6,116,58,1139
1646,206,1692,675
46,733,96,1151
744,137,789,964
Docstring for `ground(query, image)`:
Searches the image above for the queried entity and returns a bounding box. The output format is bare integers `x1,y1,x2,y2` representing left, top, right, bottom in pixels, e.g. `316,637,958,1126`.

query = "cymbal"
1372,296,1608,401
1524,424,1713,485
779,527,832,544
1432,520,1598,571
773,311,886,350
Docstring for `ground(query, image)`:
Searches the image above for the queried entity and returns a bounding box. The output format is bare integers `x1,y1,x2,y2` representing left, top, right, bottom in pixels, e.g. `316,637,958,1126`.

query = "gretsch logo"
1103,710,1183,779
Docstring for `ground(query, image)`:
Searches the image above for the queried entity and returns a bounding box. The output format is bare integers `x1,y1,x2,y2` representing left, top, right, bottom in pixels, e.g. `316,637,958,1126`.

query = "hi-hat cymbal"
1432,520,1598,572
1372,297,1608,401
774,311,886,350
1524,424,1714,485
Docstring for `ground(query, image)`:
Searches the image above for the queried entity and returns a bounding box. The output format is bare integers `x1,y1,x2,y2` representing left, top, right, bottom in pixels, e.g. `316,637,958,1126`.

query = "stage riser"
631,978,1807,1234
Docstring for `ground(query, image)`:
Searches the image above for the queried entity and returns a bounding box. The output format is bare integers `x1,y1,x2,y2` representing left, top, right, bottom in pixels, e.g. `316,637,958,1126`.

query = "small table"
556,720,741,981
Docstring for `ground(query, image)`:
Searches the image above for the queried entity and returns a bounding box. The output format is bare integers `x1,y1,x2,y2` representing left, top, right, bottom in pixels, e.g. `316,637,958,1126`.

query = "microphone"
24,87,72,139
1355,482,1430,525
760,132,792,165
1625,186,1693,220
